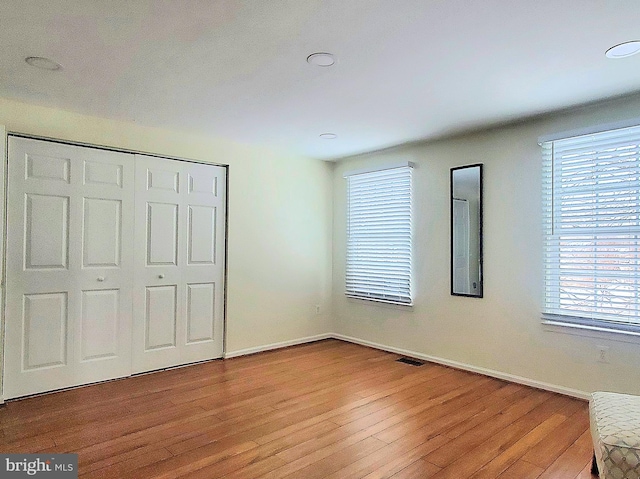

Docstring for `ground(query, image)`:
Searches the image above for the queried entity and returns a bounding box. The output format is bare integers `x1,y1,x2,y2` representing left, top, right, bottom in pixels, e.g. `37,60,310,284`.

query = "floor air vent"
396,357,424,366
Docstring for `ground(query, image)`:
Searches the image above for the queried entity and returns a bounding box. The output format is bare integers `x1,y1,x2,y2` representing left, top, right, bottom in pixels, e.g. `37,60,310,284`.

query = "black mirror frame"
450,163,483,298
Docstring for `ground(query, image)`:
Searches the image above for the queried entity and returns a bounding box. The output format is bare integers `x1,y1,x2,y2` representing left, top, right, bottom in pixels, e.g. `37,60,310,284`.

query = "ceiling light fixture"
25,56,63,71
605,41,640,59
307,52,335,67
319,133,337,139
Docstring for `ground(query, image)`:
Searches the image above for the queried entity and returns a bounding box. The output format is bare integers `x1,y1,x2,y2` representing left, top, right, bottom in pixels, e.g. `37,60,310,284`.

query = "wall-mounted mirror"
451,164,483,297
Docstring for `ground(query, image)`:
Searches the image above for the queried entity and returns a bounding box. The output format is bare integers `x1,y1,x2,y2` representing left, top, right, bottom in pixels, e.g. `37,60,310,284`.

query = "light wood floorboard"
0,339,595,478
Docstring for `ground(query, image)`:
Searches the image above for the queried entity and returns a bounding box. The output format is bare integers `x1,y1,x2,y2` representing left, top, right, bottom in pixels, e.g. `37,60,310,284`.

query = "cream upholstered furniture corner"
590,392,640,479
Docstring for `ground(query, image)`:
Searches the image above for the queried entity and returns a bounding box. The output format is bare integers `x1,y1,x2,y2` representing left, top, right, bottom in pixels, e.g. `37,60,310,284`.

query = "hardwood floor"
0,339,595,478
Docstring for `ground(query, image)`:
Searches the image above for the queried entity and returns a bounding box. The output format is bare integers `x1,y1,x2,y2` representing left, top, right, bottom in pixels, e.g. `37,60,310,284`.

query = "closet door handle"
97,276,105,282
158,274,165,279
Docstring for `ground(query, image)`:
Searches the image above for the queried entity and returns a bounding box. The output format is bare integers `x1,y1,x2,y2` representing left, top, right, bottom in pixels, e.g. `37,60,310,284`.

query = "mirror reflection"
451,164,483,297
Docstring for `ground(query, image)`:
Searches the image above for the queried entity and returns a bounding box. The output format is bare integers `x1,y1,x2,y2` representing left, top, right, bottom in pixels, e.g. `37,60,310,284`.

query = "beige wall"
0,98,334,358
5,91,640,400
332,94,640,398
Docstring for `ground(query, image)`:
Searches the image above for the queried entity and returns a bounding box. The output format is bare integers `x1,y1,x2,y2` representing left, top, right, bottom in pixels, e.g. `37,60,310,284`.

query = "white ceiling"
2,1,640,160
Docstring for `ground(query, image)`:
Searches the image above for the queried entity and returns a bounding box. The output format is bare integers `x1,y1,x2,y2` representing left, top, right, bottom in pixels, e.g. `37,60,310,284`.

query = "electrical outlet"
315,304,321,314
597,345,610,363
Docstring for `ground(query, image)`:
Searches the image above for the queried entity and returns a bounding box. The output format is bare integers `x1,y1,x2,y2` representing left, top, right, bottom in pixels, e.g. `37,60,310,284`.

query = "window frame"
344,163,414,306
541,124,640,334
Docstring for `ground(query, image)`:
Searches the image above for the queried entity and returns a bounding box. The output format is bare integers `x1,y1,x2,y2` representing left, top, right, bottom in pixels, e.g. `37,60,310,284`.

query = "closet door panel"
82,198,122,268
80,289,120,361
133,156,225,373
180,161,225,363
4,137,134,399
133,157,183,372
26,153,70,183
23,292,69,370
188,205,216,264
145,285,178,350
83,160,123,187
147,202,179,266
25,194,70,269
186,283,215,344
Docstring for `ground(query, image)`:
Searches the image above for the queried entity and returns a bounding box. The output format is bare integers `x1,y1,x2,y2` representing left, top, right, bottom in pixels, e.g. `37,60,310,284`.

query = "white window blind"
542,124,640,332
345,165,413,305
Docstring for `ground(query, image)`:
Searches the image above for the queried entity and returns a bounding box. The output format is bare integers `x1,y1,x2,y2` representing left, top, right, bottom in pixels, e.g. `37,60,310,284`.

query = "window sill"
542,319,640,344
346,294,414,309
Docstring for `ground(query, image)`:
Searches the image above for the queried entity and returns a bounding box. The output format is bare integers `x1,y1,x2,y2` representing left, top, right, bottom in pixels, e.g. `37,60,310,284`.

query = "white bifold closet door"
132,155,225,373
4,137,135,399
4,138,226,399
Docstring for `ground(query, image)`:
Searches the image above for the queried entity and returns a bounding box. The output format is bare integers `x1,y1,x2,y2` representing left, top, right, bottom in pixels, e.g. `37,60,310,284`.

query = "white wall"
0,98,334,361
332,94,640,398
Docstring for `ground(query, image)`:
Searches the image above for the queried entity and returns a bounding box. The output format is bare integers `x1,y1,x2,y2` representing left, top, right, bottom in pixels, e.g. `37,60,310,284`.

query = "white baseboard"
0,331,589,403
224,333,333,359
332,333,591,400
223,332,590,400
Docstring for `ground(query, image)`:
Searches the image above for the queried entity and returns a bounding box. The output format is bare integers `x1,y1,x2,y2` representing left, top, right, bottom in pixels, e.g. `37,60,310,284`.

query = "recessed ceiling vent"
605,41,640,59
25,56,63,71
306,52,335,67
319,133,337,139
